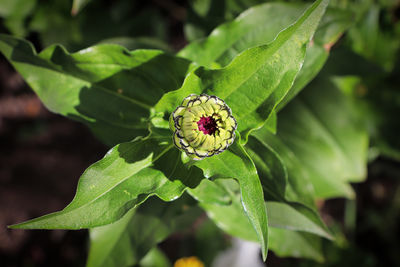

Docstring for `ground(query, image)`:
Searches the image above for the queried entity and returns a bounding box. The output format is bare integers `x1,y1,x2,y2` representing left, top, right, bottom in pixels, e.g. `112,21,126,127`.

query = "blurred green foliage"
0,0,170,51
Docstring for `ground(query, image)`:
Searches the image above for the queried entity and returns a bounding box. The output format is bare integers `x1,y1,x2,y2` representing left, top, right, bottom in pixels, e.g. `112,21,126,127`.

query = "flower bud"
170,94,237,160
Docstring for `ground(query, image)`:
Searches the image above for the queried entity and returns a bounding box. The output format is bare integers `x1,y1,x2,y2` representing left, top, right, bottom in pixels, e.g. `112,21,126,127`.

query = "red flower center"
197,116,217,135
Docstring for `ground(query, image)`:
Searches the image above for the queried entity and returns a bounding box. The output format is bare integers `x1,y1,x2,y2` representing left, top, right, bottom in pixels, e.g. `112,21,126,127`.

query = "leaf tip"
7,222,26,230
261,246,268,261
7,218,46,229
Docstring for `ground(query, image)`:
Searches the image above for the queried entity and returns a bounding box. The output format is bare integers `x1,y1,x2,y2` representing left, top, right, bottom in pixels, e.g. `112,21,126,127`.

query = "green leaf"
193,139,269,260
139,248,171,267
9,130,202,229
188,178,231,205
180,3,352,112
269,228,324,262
277,6,354,109
346,3,400,71
155,0,329,141
190,179,259,242
255,76,368,199
190,179,331,241
313,7,353,46
87,197,200,267
180,2,309,67
0,34,191,145
245,137,289,203
266,202,331,239
282,78,368,182
248,130,319,207
277,44,328,110
98,37,172,52
183,0,267,42
87,208,137,267
264,110,277,134
189,180,330,261
246,132,332,238
0,0,36,36
254,127,354,200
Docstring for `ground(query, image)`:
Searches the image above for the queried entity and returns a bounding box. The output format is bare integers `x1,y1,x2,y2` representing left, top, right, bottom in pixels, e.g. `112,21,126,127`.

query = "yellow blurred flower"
174,256,205,267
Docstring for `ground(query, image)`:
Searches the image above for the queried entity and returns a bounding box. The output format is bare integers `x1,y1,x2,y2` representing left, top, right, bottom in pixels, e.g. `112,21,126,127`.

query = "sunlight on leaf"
156,0,329,142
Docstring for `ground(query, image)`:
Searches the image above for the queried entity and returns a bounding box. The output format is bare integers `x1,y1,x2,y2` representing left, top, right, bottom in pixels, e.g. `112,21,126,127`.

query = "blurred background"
1,0,400,266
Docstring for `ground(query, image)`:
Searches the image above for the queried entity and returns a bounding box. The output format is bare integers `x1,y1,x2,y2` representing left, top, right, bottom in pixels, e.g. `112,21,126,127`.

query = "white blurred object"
212,238,264,267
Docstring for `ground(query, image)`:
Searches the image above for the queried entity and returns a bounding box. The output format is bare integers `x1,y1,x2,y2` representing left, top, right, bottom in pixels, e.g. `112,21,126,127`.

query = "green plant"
1,0,399,265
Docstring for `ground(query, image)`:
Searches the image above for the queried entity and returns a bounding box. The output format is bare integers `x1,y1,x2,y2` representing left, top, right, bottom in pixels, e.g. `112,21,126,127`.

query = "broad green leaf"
190,180,258,242
87,197,201,267
255,76,368,199
180,3,352,112
155,0,329,141
193,139,269,260
182,4,352,68
188,178,231,205
248,131,319,207
87,208,137,267
254,127,354,200
277,44,328,110
248,132,324,207
266,202,330,239
278,7,353,109
246,133,332,238
189,180,330,261
0,34,191,146
9,130,202,229
269,228,324,262
280,78,368,183
180,2,309,67
190,179,331,241
245,137,288,203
